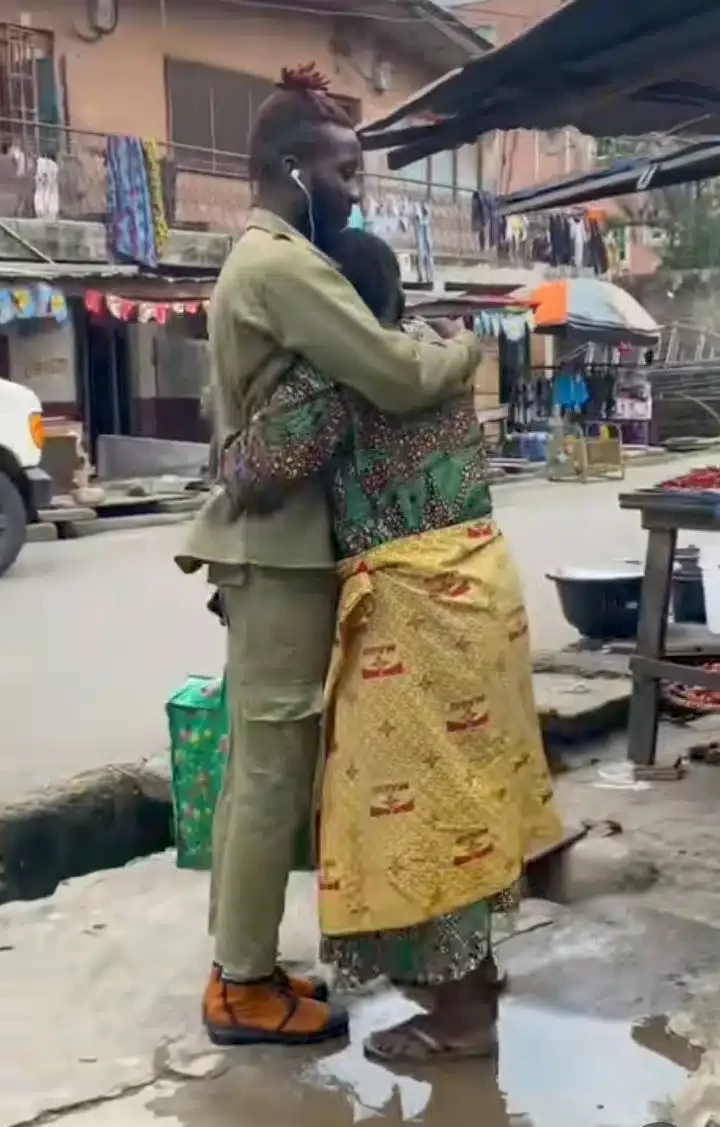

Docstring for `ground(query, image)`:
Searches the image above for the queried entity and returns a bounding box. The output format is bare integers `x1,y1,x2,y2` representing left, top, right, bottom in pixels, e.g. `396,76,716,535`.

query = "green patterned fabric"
225,360,493,561
166,674,313,872
167,675,229,871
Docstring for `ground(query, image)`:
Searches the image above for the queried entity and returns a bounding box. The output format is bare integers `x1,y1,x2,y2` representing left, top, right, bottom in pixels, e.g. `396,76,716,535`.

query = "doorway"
75,302,131,462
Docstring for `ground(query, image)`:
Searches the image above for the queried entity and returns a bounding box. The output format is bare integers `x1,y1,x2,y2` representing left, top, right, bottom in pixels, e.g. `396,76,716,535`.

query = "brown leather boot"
210,962,329,1002
203,968,348,1046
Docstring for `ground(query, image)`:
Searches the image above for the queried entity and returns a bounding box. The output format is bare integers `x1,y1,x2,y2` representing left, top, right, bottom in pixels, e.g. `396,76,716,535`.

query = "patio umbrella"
514,278,659,346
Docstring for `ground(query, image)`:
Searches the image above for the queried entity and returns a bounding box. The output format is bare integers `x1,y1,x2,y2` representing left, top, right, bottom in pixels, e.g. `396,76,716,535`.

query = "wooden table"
620,489,720,765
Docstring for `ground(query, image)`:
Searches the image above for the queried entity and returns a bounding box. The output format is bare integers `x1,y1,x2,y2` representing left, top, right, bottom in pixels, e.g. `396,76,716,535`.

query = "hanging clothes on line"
105,134,158,268
413,202,435,284
544,209,611,275
587,219,609,275
471,189,499,251
364,194,411,242
568,214,586,269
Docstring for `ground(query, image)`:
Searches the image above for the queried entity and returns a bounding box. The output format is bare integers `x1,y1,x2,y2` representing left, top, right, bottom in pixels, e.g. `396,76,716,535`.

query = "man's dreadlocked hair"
249,63,354,182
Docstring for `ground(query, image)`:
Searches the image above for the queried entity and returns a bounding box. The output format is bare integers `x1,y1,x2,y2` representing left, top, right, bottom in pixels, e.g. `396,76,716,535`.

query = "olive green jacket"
179,209,481,573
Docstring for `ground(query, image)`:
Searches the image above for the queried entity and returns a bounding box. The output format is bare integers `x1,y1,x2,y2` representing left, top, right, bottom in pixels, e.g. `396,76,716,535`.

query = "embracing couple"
179,64,562,1065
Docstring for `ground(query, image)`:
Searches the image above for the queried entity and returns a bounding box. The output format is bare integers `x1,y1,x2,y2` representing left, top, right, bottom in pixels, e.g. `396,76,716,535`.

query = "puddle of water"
304,993,692,1127
146,990,695,1127
498,1001,688,1127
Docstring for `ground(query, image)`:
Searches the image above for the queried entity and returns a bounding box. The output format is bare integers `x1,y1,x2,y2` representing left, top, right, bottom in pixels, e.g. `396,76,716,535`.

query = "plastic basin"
547,567,644,640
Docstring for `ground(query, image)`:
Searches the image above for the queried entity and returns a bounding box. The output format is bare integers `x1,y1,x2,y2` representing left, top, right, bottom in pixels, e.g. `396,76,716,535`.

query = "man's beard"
307,186,350,254
313,212,341,255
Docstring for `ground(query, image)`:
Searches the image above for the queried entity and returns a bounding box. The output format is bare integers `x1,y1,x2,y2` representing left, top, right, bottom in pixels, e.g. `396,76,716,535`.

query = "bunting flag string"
84,290,209,324
0,283,68,325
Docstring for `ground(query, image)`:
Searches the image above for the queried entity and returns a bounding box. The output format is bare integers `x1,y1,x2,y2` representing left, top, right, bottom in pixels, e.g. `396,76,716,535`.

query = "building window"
387,146,480,198
455,144,480,193
383,115,480,197
165,61,361,176
431,150,454,191
0,23,57,154
165,58,276,175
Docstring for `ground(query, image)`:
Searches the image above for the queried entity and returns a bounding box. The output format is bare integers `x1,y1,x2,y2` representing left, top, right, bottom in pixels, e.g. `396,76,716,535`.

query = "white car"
0,380,52,575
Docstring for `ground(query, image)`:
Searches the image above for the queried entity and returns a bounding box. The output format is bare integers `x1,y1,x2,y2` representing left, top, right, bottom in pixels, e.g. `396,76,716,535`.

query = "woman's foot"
364,978,497,1063
365,1012,497,1062
391,953,507,1002
477,953,509,996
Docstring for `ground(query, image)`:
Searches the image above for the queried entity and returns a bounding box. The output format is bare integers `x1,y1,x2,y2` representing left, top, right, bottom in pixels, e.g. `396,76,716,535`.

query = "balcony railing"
0,118,548,267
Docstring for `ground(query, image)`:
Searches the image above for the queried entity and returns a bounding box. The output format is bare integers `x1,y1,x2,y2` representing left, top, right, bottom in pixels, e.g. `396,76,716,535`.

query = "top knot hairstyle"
249,63,354,182
278,63,330,94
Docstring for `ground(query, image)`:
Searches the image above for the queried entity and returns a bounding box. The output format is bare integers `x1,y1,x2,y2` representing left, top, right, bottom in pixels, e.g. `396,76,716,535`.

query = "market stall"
507,277,659,478
404,290,535,442
620,473,720,766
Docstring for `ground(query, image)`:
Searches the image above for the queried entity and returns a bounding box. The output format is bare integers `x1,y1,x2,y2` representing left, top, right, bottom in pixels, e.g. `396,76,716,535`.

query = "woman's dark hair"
249,64,353,182
328,228,404,324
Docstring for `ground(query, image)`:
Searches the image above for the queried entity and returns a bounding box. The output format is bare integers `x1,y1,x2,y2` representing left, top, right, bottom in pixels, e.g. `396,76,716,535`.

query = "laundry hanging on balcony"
0,283,67,326
33,158,59,221
105,135,162,268
413,203,435,285
84,290,208,324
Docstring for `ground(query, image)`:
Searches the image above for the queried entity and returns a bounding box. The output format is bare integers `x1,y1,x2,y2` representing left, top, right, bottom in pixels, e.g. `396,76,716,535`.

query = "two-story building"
0,0,552,455
0,0,499,442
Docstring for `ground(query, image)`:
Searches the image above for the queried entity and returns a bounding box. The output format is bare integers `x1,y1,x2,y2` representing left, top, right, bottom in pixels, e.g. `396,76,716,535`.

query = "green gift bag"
166,674,315,872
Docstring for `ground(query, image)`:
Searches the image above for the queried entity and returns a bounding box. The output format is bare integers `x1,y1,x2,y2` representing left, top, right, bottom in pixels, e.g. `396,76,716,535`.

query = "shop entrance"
75,302,132,462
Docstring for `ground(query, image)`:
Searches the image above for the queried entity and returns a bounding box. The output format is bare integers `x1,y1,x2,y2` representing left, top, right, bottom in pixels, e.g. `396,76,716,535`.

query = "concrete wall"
2,0,432,168
96,434,208,480
8,320,76,408
125,322,211,441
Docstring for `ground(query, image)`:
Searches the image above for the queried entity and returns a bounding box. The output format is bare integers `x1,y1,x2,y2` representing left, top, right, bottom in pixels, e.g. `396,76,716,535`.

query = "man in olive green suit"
179,66,482,1048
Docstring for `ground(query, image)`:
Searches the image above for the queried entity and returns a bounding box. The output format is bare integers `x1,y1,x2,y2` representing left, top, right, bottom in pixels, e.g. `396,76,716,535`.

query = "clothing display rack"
508,362,652,445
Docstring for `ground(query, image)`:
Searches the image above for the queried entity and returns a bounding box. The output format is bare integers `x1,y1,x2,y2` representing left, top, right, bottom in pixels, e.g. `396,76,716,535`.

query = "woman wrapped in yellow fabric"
220,229,563,1063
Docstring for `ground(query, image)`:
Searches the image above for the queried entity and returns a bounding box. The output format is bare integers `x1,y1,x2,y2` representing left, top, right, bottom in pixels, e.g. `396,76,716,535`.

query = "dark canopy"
497,139,720,215
359,0,720,171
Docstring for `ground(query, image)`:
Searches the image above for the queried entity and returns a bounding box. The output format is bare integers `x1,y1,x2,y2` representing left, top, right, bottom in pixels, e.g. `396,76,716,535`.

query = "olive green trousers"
209,566,336,980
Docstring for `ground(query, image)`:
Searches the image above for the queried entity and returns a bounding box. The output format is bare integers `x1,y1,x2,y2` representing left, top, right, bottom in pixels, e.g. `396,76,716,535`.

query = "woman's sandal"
364,1018,497,1063
481,954,509,995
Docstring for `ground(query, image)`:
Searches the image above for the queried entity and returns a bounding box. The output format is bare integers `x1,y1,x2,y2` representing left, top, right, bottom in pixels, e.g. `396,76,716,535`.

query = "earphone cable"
295,175,316,244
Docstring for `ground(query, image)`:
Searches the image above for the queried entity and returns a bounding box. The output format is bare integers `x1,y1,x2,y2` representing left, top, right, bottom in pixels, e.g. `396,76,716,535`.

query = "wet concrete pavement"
93,992,693,1127
24,891,718,1127
6,729,720,1126
4,824,720,1127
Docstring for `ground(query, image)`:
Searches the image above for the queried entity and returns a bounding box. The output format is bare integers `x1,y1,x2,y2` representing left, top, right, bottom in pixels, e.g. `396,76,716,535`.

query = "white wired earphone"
290,167,316,244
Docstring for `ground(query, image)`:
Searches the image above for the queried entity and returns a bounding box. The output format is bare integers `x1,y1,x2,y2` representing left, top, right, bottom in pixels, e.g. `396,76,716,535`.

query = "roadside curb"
0,763,172,906
32,495,204,542
0,664,632,906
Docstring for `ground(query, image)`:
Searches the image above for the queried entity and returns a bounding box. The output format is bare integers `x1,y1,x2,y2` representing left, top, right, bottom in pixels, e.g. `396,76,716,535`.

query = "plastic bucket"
518,431,550,463
671,572,706,624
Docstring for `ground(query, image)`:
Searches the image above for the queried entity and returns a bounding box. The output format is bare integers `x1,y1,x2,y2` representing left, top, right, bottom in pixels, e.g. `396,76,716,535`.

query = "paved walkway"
6,741,720,1126
0,452,714,801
